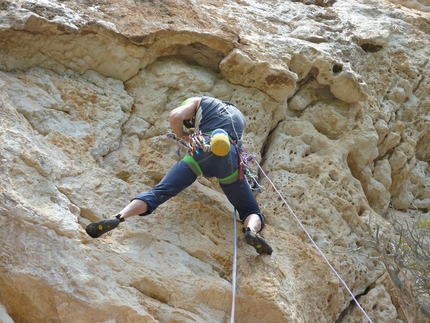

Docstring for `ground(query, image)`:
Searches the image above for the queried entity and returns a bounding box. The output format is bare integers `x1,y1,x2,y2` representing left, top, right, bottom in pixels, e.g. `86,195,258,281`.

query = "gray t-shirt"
196,96,246,142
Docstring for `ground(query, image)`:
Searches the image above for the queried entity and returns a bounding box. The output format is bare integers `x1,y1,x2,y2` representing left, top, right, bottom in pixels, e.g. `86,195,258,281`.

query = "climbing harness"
167,133,262,192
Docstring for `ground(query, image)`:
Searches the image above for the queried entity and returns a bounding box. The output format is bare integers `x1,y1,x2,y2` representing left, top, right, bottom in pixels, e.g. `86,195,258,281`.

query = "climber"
85,96,272,255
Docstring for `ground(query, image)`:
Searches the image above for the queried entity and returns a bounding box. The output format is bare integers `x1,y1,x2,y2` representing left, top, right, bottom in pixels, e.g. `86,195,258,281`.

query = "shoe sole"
245,231,273,255
85,218,120,238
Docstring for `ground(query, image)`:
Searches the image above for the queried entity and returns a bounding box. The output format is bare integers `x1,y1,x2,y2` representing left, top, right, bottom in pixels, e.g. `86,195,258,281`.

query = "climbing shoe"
85,214,124,238
244,228,273,255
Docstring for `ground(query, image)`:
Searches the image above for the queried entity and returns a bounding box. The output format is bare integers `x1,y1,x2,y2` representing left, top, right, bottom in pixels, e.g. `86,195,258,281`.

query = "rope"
168,132,372,321
252,156,374,323
230,208,238,323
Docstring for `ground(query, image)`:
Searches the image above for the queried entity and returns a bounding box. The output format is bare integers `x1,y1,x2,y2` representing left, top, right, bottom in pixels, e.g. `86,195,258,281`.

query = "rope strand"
231,209,238,323
252,156,374,323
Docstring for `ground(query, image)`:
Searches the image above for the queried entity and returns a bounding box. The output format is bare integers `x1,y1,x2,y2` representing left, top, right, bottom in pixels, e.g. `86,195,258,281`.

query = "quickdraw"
238,149,263,193
167,131,214,157
188,131,211,156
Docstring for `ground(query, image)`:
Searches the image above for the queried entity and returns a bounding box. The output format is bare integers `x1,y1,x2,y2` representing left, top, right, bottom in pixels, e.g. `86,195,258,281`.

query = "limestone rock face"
0,0,429,322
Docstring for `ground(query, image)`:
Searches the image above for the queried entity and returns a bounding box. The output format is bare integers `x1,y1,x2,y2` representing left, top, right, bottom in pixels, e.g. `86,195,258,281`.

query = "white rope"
252,157,374,323
230,208,238,323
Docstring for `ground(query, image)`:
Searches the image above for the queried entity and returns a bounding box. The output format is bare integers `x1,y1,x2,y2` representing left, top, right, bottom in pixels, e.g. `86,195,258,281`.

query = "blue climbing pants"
133,146,265,230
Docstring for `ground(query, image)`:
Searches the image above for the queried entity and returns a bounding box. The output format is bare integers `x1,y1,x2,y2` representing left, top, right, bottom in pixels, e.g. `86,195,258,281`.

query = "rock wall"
0,0,429,322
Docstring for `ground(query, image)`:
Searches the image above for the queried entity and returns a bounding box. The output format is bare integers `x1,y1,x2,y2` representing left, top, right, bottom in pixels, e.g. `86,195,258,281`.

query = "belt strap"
183,155,203,176
217,169,240,184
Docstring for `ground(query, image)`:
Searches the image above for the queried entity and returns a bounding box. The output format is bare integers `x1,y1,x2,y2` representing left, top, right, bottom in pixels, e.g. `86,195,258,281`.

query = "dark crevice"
334,284,373,323
360,43,383,53
177,42,224,73
412,58,428,92
333,64,343,74
290,0,337,7
259,117,284,164
413,74,425,92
